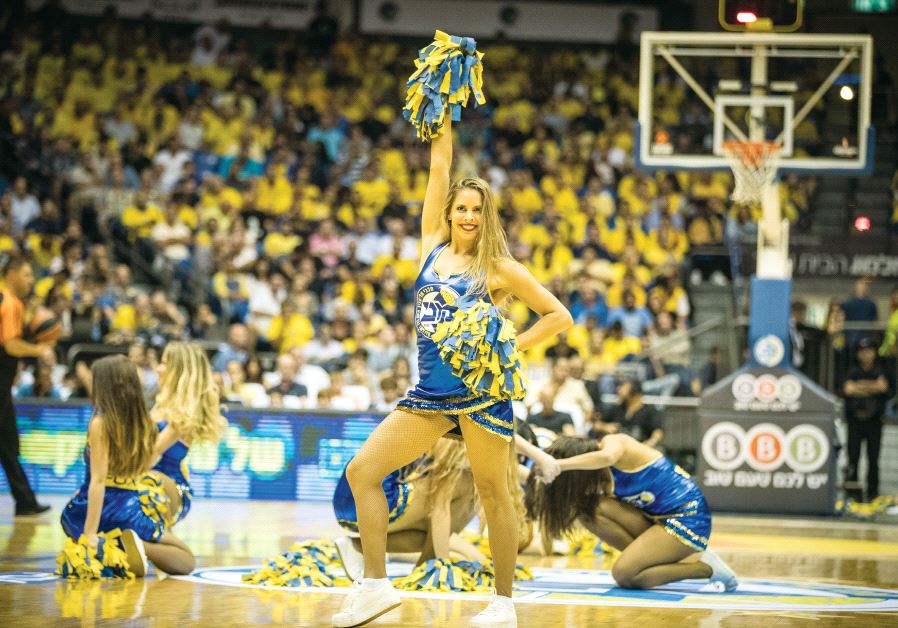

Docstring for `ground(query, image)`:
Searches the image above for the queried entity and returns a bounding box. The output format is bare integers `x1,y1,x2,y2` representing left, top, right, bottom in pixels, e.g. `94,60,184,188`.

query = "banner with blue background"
0,401,385,502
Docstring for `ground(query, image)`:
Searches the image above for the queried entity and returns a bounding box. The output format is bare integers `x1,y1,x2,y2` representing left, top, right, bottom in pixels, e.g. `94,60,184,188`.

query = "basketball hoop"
722,140,781,205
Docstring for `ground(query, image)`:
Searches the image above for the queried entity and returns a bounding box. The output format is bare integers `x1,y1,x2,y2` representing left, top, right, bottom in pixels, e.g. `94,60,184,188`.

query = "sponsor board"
731,373,802,412
701,421,830,490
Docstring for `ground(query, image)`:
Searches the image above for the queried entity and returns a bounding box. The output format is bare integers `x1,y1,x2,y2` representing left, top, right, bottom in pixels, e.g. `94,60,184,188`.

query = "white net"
722,141,781,205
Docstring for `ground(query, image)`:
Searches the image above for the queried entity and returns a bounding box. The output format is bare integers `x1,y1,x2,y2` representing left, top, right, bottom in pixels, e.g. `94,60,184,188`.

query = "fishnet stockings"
458,416,518,597
346,410,455,579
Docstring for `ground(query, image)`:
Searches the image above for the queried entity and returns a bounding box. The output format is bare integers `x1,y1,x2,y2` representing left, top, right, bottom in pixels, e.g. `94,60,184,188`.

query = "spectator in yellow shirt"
371,240,417,289
268,299,315,353
255,164,293,216
121,192,164,239
352,164,390,218
263,220,302,260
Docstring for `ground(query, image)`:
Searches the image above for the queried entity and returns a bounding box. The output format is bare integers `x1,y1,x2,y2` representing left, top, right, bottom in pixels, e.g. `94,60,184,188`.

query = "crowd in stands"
0,7,827,440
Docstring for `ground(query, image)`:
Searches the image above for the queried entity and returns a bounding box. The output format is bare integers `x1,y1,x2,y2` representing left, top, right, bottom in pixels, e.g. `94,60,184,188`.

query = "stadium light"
736,11,758,23
840,85,855,101
853,215,872,233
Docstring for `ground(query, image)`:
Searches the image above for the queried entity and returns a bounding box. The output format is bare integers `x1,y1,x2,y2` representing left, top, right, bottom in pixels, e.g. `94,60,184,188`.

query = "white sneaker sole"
333,599,401,628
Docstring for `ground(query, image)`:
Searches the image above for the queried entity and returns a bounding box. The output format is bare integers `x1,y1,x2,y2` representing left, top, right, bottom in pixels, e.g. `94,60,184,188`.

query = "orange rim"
722,140,781,167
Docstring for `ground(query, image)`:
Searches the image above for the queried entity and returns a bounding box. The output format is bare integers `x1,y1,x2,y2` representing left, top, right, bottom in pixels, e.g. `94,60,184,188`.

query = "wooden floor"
2,495,898,627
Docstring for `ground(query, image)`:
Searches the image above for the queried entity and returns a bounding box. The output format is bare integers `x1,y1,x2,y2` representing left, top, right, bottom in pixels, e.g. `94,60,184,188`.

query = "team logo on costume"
622,491,656,508
701,422,829,474
753,335,785,367
415,284,459,339
168,566,898,612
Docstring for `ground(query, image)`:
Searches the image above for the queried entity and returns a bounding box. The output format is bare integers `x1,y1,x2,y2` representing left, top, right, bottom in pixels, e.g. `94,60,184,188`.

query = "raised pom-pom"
56,529,135,579
403,30,486,141
432,293,527,400
242,539,352,588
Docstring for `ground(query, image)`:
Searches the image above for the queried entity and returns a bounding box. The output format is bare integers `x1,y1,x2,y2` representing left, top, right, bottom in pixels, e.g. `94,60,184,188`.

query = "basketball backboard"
636,32,874,175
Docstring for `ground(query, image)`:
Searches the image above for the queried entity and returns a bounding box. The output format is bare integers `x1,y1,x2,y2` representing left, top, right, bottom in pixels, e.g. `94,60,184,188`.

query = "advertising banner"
698,368,840,514
25,0,322,29
1,401,386,502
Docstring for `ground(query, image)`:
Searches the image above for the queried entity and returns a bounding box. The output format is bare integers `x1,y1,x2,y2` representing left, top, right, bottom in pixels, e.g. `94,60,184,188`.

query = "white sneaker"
700,549,738,592
335,536,364,583
120,529,149,577
332,579,401,627
470,592,517,627
690,269,702,286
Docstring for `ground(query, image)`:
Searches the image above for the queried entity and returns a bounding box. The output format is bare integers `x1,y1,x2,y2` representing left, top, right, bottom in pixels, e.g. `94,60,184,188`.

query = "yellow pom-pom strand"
56,529,135,579
403,30,486,142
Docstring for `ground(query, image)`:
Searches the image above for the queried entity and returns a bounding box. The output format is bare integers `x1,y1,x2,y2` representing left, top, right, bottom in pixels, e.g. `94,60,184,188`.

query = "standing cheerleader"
527,434,737,591
150,342,227,526
59,355,196,577
334,73,572,628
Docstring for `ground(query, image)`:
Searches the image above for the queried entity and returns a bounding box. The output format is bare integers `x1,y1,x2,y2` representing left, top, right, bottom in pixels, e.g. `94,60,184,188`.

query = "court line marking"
169,565,898,612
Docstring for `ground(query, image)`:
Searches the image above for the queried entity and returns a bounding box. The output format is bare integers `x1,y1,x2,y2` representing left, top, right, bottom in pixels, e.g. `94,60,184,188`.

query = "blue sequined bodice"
610,456,701,516
152,421,190,485
414,242,476,398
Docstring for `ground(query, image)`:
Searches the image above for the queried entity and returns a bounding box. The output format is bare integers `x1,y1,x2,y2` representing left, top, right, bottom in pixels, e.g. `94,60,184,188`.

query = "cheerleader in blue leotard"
58,356,195,577
527,434,738,592
149,342,227,527
335,114,572,628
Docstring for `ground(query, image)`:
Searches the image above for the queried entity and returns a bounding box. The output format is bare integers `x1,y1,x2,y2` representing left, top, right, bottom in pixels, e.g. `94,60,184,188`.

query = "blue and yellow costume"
610,456,712,551
60,447,169,543
151,421,193,525
333,460,412,533
397,242,523,441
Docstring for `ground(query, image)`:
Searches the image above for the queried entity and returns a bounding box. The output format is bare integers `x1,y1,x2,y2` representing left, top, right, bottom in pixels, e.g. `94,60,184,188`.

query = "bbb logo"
415,284,459,338
702,422,829,473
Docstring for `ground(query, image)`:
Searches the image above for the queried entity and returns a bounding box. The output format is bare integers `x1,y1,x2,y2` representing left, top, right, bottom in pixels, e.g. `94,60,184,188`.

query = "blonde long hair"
443,177,514,297
151,342,227,444
424,439,472,509
91,355,155,477
420,432,531,551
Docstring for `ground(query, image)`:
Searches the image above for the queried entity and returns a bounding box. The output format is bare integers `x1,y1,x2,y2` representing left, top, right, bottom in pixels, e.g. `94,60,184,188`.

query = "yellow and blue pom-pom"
393,558,494,592
432,293,527,400
403,30,486,141
458,531,534,581
56,529,135,579
242,539,352,588
564,525,619,559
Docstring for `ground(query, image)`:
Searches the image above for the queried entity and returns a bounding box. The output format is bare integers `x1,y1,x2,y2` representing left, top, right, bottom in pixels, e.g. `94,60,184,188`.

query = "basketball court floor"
2,496,897,627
